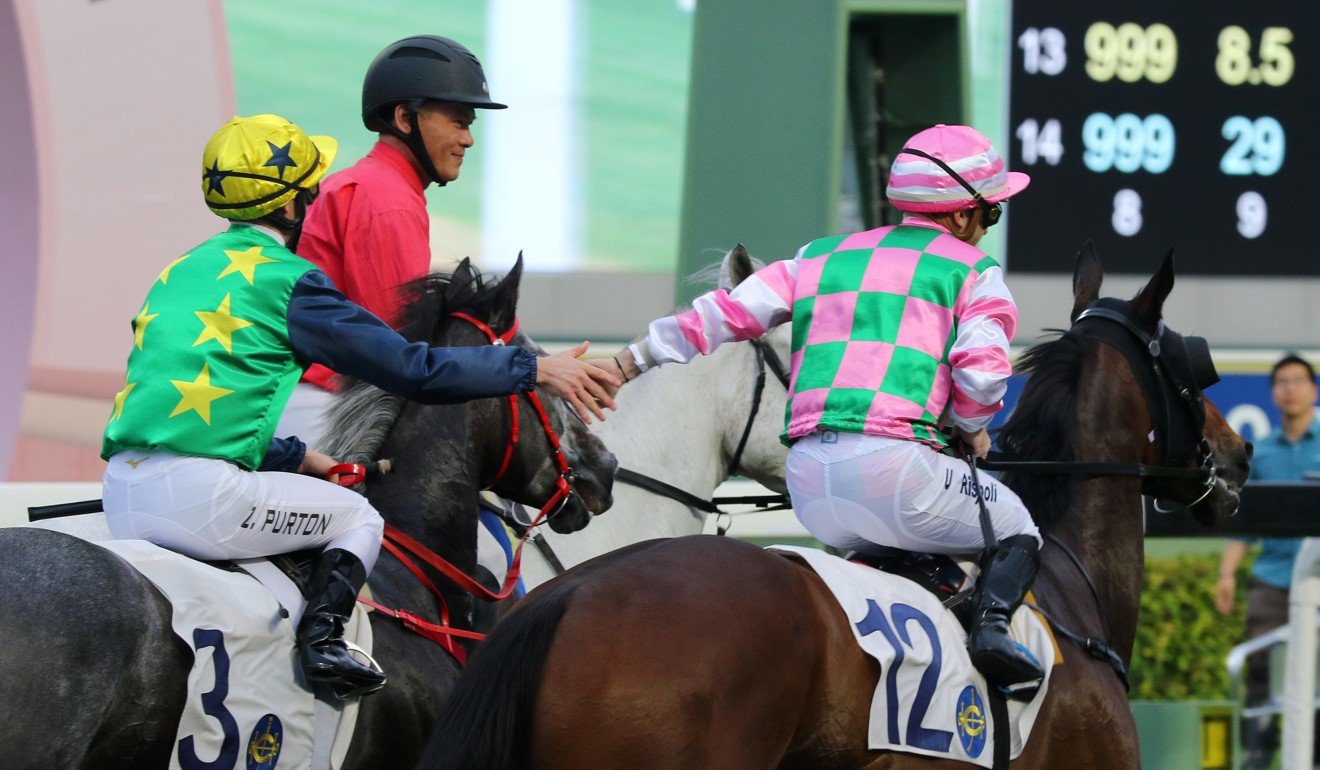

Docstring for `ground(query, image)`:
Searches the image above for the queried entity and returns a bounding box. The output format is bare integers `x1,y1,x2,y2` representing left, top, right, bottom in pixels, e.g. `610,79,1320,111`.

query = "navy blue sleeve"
286,271,538,404
260,436,306,473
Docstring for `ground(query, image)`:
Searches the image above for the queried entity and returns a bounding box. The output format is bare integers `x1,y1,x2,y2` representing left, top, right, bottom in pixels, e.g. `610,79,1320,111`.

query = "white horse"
517,246,791,588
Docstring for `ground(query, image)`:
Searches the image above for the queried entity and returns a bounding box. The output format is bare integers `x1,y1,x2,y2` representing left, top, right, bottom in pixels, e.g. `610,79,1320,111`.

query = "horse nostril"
1243,441,1254,461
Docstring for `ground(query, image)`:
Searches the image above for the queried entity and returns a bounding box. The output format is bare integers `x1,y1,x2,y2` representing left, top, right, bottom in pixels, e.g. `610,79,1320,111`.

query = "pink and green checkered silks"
631,217,1018,448
788,223,1011,446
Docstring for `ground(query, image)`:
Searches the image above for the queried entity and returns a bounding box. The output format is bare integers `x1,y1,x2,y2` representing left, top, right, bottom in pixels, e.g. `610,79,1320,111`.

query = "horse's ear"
1070,240,1104,323
452,257,477,289
1131,248,1176,323
720,244,755,289
490,252,524,329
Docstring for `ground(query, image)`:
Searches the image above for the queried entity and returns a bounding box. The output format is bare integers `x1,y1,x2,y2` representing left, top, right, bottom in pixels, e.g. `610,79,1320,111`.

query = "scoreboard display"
1006,2,1320,274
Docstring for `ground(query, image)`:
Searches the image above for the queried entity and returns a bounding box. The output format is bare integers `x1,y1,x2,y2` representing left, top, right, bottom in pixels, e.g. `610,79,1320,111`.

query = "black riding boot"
968,534,1044,699
297,548,387,699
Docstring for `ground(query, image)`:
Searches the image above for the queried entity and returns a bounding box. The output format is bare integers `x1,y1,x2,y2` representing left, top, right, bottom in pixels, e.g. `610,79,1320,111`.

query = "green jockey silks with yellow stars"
104,227,325,471
104,115,337,470
98,111,546,700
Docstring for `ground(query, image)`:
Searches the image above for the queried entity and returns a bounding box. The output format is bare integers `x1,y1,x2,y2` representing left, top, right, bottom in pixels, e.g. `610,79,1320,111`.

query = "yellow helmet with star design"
201,114,338,220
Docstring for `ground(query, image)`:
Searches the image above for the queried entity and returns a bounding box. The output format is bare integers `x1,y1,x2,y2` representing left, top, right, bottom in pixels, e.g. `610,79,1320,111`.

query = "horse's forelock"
394,265,509,345
320,264,533,464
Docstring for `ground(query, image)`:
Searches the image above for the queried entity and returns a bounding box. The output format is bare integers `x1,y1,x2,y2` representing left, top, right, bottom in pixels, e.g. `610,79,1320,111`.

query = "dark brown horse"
419,247,1251,770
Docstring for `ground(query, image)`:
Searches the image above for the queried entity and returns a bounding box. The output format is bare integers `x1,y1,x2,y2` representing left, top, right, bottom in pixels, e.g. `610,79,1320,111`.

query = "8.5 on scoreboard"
1006,2,1317,274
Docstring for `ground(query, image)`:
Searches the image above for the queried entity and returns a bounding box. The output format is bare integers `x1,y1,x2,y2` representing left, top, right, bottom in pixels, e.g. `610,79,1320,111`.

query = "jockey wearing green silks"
102,114,618,701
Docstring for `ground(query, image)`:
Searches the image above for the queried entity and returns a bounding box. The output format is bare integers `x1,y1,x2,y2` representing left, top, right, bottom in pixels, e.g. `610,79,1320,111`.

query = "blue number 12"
856,600,954,752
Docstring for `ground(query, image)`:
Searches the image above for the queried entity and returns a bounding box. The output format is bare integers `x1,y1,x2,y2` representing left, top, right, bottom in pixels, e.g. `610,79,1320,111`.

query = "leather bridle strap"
976,454,1212,480
450,311,523,487
754,336,791,390
615,467,723,515
360,311,576,661
724,337,791,477
725,340,770,478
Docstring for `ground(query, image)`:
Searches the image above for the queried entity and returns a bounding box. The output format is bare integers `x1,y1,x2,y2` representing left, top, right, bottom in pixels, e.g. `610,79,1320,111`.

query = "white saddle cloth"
770,545,1056,767
95,539,370,770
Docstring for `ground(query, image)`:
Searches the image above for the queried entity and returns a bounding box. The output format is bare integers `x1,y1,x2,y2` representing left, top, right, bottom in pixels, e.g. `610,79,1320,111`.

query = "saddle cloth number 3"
178,628,241,770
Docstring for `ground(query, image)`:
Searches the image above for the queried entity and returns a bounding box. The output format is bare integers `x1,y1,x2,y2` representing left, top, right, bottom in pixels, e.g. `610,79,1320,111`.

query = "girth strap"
989,687,1010,769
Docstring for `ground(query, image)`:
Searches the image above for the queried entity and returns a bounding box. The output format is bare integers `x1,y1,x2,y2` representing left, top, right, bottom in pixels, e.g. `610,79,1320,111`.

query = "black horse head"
397,255,615,534
1001,243,1249,530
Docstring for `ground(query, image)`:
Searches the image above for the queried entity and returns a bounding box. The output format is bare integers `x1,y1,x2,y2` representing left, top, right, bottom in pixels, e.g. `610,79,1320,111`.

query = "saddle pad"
770,545,1055,767
96,539,371,770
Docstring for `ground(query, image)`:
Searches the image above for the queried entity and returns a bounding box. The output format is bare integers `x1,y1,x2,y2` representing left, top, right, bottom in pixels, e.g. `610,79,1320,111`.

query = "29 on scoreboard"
1006,2,1318,275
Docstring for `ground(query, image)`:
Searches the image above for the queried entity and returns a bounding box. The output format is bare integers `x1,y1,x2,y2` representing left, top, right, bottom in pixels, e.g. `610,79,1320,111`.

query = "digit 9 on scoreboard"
1007,2,1316,276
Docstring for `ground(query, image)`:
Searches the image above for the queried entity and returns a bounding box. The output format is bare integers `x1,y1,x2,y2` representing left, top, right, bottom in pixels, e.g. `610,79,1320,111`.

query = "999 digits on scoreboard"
1006,1,1317,275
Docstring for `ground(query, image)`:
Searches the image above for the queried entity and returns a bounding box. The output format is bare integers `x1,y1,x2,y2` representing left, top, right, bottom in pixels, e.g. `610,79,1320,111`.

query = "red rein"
357,313,576,665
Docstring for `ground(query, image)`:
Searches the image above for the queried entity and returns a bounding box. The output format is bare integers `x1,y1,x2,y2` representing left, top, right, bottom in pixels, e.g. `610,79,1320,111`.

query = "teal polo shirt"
1240,423,1320,589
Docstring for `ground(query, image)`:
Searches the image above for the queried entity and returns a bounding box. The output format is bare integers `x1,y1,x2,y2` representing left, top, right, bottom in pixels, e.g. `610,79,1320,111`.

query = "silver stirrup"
344,641,385,675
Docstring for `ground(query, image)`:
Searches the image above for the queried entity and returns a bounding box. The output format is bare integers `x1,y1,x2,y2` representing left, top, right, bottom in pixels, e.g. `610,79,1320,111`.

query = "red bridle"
357,311,578,664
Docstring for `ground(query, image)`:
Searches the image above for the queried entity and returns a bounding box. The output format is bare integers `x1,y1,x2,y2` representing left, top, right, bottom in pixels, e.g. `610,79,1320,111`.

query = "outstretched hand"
586,347,640,401
537,341,621,423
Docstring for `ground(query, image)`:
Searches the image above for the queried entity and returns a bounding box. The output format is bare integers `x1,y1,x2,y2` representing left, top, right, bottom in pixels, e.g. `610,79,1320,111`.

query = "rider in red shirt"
297,142,431,391
278,35,513,446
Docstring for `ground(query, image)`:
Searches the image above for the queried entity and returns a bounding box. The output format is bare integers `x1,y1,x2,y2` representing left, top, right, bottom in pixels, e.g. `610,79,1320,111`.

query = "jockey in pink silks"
598,125,1044,695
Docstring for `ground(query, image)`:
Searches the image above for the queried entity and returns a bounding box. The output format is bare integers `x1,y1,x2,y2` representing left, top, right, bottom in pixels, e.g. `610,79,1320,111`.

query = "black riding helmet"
362,35,507,185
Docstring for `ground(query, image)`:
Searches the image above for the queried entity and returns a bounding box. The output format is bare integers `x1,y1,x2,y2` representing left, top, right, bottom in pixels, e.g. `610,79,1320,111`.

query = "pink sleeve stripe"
963,295,1018,340
753,261,797,306
949,346,1013,376
712,290,766,337
950,387,1002,419
673,309,712,355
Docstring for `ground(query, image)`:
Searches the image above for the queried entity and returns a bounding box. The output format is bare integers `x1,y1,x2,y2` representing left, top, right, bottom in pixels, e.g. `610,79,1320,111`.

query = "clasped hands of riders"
302,344,620,476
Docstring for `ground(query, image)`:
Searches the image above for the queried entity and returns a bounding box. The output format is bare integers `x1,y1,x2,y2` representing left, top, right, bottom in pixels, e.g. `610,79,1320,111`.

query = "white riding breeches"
103,451,385,571
786,431,1040,556
274,382,337,452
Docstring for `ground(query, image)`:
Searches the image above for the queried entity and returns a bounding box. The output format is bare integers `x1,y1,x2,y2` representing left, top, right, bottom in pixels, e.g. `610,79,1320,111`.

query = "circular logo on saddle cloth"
955,685,987,758
246,713,283,770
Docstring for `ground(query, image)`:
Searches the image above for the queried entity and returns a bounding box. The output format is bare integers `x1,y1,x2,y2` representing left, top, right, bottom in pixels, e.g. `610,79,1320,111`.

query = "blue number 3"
177,628,241,770
856,600,954,752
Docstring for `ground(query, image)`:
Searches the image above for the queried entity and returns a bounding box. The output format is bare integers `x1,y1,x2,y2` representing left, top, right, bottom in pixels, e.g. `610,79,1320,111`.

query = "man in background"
1216,353,1320,769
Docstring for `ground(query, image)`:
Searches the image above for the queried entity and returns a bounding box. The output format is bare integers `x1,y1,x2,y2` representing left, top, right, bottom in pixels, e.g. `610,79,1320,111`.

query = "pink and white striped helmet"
885,124,1030,213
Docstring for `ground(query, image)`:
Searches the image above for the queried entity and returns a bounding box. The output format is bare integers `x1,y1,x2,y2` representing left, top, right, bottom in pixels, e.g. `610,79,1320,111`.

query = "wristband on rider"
613,355,632,382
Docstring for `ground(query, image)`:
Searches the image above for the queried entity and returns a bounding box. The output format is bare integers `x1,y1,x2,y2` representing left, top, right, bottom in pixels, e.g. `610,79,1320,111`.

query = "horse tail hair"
419,583,579,770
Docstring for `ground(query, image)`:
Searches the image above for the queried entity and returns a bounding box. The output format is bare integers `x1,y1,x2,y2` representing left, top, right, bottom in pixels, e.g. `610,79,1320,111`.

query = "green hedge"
1130,551,1251,700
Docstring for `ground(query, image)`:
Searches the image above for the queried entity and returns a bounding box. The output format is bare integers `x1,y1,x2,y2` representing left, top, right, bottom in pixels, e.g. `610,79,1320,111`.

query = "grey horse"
0,257,616,768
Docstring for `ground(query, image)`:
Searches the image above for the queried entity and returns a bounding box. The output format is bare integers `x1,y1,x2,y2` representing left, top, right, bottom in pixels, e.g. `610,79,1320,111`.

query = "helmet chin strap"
381,103,447,187
265,190,313,250
404,110,447,188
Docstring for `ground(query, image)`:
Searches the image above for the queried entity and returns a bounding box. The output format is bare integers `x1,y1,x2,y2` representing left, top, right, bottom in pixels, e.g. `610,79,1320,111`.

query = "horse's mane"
319,261,506,463
995,330,1086,531
393,261,509,345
